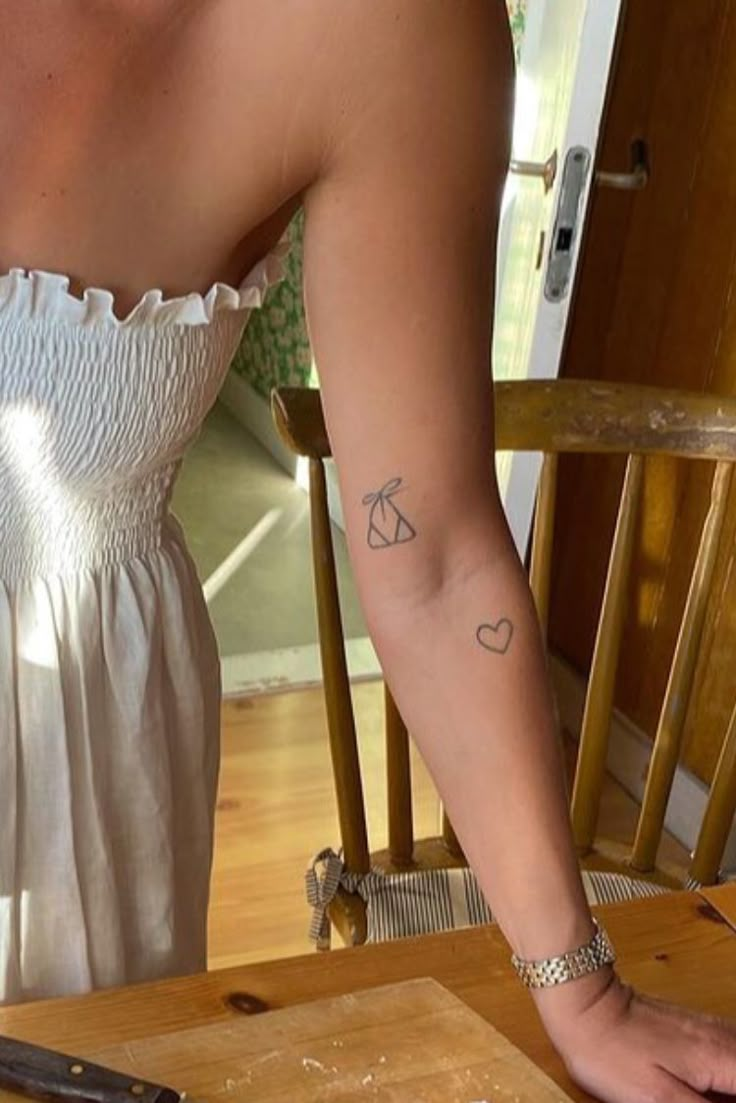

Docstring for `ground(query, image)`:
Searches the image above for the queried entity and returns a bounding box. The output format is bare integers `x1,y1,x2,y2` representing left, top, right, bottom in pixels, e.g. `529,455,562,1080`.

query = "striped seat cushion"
306,848,670,948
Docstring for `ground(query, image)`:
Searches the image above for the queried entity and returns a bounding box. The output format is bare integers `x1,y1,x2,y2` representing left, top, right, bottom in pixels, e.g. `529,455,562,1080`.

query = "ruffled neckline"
0,231,291,329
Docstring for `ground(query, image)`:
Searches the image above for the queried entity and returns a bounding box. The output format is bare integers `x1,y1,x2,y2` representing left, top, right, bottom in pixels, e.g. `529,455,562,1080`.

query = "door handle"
509,150,558,194
596,138,650,190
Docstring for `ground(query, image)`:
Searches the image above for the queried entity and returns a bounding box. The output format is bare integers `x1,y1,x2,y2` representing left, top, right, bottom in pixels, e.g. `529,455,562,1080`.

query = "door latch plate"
544,146,591,303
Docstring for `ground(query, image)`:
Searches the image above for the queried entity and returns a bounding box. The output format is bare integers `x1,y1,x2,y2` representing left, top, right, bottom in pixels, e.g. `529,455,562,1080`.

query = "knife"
0,1036,183,1103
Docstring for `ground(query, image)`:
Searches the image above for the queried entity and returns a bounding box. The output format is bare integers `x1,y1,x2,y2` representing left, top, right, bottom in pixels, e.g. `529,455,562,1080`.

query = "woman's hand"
539,969,736,1102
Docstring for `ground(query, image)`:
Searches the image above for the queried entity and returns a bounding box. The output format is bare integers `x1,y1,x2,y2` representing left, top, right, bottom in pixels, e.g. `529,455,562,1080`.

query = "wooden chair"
272,379,736,946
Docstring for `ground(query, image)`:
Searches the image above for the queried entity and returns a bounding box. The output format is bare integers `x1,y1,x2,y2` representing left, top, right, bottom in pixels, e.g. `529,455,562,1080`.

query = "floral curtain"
231,0,528,397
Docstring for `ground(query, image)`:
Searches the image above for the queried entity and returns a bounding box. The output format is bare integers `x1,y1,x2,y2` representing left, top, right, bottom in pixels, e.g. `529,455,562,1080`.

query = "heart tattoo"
476,619,514,655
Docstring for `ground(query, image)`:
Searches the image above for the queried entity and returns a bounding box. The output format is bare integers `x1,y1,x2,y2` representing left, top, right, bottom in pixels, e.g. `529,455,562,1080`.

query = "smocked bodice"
0,237,289,584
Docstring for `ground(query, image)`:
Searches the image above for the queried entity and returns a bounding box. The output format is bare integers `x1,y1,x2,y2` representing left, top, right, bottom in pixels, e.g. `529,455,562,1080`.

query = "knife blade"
0,1035,183,1103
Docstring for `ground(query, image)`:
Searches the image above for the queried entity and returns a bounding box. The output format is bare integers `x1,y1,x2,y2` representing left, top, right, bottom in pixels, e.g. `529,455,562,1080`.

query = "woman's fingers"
692,1026,736,1096
653,1070,708,1103
567,1061,704,1103
706,1019,736,1096
651,999,736,1096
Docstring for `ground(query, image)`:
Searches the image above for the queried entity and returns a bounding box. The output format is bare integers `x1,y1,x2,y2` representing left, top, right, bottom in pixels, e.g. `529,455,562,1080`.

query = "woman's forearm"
362,506,594,965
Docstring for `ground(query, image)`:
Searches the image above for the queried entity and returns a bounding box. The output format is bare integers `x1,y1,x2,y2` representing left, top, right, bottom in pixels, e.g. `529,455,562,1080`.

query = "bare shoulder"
309,0,515,170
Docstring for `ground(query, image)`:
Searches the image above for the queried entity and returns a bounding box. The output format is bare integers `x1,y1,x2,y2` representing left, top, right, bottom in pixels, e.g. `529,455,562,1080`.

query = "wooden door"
550,0,736,782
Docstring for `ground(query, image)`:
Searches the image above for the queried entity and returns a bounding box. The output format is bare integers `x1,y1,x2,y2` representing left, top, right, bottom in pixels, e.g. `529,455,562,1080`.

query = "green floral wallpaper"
229,206,313,397
507,0,527,57
232,0,528,398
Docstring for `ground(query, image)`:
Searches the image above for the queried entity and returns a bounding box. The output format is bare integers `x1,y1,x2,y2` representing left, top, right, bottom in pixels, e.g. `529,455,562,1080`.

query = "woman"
1,1,734,1099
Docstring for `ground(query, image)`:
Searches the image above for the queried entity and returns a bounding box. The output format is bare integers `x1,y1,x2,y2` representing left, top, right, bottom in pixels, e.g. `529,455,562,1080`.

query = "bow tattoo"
362,476,417,550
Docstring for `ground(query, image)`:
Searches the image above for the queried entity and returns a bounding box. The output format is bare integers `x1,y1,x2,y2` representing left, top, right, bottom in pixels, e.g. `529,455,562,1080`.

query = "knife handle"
0,1037,181,1103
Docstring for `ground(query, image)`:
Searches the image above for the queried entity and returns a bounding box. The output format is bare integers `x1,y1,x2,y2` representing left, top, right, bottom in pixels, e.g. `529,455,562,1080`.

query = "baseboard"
221,635,381,697
550,653,736,870
219,370,298,478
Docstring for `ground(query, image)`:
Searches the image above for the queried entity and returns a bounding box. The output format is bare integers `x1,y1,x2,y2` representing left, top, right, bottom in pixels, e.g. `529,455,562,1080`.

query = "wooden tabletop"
2,886,736,1103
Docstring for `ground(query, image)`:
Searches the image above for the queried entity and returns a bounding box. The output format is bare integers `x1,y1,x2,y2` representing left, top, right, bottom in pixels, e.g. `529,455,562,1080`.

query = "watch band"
510,918,616,989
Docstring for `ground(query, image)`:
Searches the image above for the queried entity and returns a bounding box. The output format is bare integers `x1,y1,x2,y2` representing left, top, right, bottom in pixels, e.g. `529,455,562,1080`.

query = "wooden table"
2,886,736,1103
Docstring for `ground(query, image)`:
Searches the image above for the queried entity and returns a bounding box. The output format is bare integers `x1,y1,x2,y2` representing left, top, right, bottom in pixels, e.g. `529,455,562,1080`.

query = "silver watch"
511,918,616,989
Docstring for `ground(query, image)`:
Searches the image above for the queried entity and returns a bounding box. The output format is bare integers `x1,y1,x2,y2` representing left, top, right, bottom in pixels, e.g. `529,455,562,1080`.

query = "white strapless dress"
0,234,290,1005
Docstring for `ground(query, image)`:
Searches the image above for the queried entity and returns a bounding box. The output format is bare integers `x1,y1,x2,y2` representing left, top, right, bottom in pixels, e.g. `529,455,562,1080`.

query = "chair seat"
307,848,671,948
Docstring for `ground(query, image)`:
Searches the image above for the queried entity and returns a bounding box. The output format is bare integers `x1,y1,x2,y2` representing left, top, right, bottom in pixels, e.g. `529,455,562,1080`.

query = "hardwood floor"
208,681,440,969
208,680,689,970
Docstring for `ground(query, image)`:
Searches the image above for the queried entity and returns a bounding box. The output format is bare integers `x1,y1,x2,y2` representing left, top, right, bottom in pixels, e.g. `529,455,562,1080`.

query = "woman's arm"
304,0,588,962
301,2,736,1099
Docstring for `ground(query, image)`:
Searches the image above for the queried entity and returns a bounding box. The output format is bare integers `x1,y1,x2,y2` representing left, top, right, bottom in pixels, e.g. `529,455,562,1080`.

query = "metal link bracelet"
511,918,616,989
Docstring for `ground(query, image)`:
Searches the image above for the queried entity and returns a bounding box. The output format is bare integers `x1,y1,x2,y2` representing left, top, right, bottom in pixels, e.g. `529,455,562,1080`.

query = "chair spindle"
631,462,733,872
309,458,370,875
689,701,736,886
530,452,559,636
385,687,414,867
571,453,644,853
442,811,464,860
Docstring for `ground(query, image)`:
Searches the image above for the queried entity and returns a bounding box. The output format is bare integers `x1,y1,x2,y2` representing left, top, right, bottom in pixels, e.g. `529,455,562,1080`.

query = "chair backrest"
272,379,736,887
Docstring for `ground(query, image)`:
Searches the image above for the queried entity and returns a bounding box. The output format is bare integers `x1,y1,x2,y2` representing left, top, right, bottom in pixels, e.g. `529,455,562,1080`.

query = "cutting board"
1,979,574,1103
